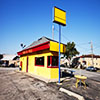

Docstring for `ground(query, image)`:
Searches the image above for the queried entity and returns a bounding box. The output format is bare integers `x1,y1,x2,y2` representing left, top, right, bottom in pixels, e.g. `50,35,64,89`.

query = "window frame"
35,56,44,67
47,56,58,68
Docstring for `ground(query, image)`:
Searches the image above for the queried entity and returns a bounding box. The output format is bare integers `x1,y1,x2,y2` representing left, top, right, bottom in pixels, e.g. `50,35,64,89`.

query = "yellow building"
17,37,66,80
79,54,100,68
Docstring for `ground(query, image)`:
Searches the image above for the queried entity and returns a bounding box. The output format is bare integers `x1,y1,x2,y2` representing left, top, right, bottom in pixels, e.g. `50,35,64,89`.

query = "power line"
53,27,100,54
54,27,71,42
93,45,100,49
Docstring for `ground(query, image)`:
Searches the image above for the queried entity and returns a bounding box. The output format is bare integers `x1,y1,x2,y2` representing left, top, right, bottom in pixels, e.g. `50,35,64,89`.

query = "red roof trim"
80,54,100,58
17,41,50,55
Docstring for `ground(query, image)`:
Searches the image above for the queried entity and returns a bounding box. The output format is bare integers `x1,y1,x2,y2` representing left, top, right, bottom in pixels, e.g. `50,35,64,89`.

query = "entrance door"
26,57,28,72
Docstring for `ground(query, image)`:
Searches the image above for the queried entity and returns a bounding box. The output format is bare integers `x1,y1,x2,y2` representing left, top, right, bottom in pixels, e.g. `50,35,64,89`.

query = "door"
26,56,28,72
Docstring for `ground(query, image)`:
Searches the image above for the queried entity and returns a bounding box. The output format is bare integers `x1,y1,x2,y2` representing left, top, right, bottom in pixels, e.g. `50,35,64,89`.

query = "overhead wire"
54,26,92,54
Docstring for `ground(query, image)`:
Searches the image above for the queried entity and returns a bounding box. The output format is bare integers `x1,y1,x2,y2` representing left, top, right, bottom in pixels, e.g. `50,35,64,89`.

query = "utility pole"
52,25,54,40
90,41,94,66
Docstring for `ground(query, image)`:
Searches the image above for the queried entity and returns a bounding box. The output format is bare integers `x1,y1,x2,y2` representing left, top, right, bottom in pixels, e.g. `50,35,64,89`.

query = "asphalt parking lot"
0,67,100,100
0,67,77,100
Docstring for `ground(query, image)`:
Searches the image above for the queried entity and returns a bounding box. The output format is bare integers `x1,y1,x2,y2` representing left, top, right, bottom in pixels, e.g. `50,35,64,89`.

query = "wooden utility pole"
90,41,94,66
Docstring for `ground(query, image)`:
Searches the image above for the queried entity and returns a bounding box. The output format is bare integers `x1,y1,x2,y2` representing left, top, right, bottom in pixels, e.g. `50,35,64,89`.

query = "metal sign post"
53,6,66,83
58,24,61,83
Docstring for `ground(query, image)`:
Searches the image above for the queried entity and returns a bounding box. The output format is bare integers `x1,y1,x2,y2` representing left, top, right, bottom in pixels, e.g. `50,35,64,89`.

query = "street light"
20,43,26,49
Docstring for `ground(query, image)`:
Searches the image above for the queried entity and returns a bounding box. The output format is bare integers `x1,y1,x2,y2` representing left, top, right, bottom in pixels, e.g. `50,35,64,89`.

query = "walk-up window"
48,56,58,68
35,57,44,66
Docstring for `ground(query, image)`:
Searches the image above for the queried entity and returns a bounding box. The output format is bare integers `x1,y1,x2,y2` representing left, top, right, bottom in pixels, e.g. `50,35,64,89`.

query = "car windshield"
89,66,94,68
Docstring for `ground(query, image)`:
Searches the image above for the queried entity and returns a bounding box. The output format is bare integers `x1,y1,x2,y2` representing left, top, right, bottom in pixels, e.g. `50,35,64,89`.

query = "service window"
35,57,44,66
52,56,58,66
48,56,58,68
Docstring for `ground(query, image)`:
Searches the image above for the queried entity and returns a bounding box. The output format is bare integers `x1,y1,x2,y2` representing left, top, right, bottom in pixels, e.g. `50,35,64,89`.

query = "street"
71,68,100,82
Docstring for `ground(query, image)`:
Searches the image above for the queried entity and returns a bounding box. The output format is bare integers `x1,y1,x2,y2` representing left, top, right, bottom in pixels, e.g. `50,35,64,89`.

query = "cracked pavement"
0,68,77,100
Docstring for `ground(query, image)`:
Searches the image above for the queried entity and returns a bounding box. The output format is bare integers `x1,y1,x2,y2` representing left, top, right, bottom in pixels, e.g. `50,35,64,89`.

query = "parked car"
9,64,15,67
60,64,66,68
95,67,100,70
86,66,97,72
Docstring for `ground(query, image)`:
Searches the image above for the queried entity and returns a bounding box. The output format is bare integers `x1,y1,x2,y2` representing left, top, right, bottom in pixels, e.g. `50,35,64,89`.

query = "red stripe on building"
17,41,50,56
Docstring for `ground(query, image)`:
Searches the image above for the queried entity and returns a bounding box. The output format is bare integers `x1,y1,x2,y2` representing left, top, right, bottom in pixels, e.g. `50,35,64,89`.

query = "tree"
64,42,79,67
0,54,3,59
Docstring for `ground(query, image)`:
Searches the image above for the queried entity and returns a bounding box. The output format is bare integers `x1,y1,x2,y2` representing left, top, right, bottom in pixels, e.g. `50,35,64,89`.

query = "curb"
59,88,85,100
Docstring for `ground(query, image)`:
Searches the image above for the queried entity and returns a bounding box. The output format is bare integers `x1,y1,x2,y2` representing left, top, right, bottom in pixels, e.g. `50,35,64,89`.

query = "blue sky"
0,0,100,55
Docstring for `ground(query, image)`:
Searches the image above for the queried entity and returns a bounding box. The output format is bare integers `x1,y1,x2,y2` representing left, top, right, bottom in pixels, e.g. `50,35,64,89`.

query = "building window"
48,56,58,68
83,57,85,61
35,57,44,66
52,56,58,66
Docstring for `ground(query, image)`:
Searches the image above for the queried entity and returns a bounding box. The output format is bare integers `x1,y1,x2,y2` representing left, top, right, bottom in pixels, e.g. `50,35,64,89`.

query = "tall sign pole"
53,6,66,83
59,24,61,83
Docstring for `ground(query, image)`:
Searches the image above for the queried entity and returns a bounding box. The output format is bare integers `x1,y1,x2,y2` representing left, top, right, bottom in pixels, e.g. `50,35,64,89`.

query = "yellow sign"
53,7,66,26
